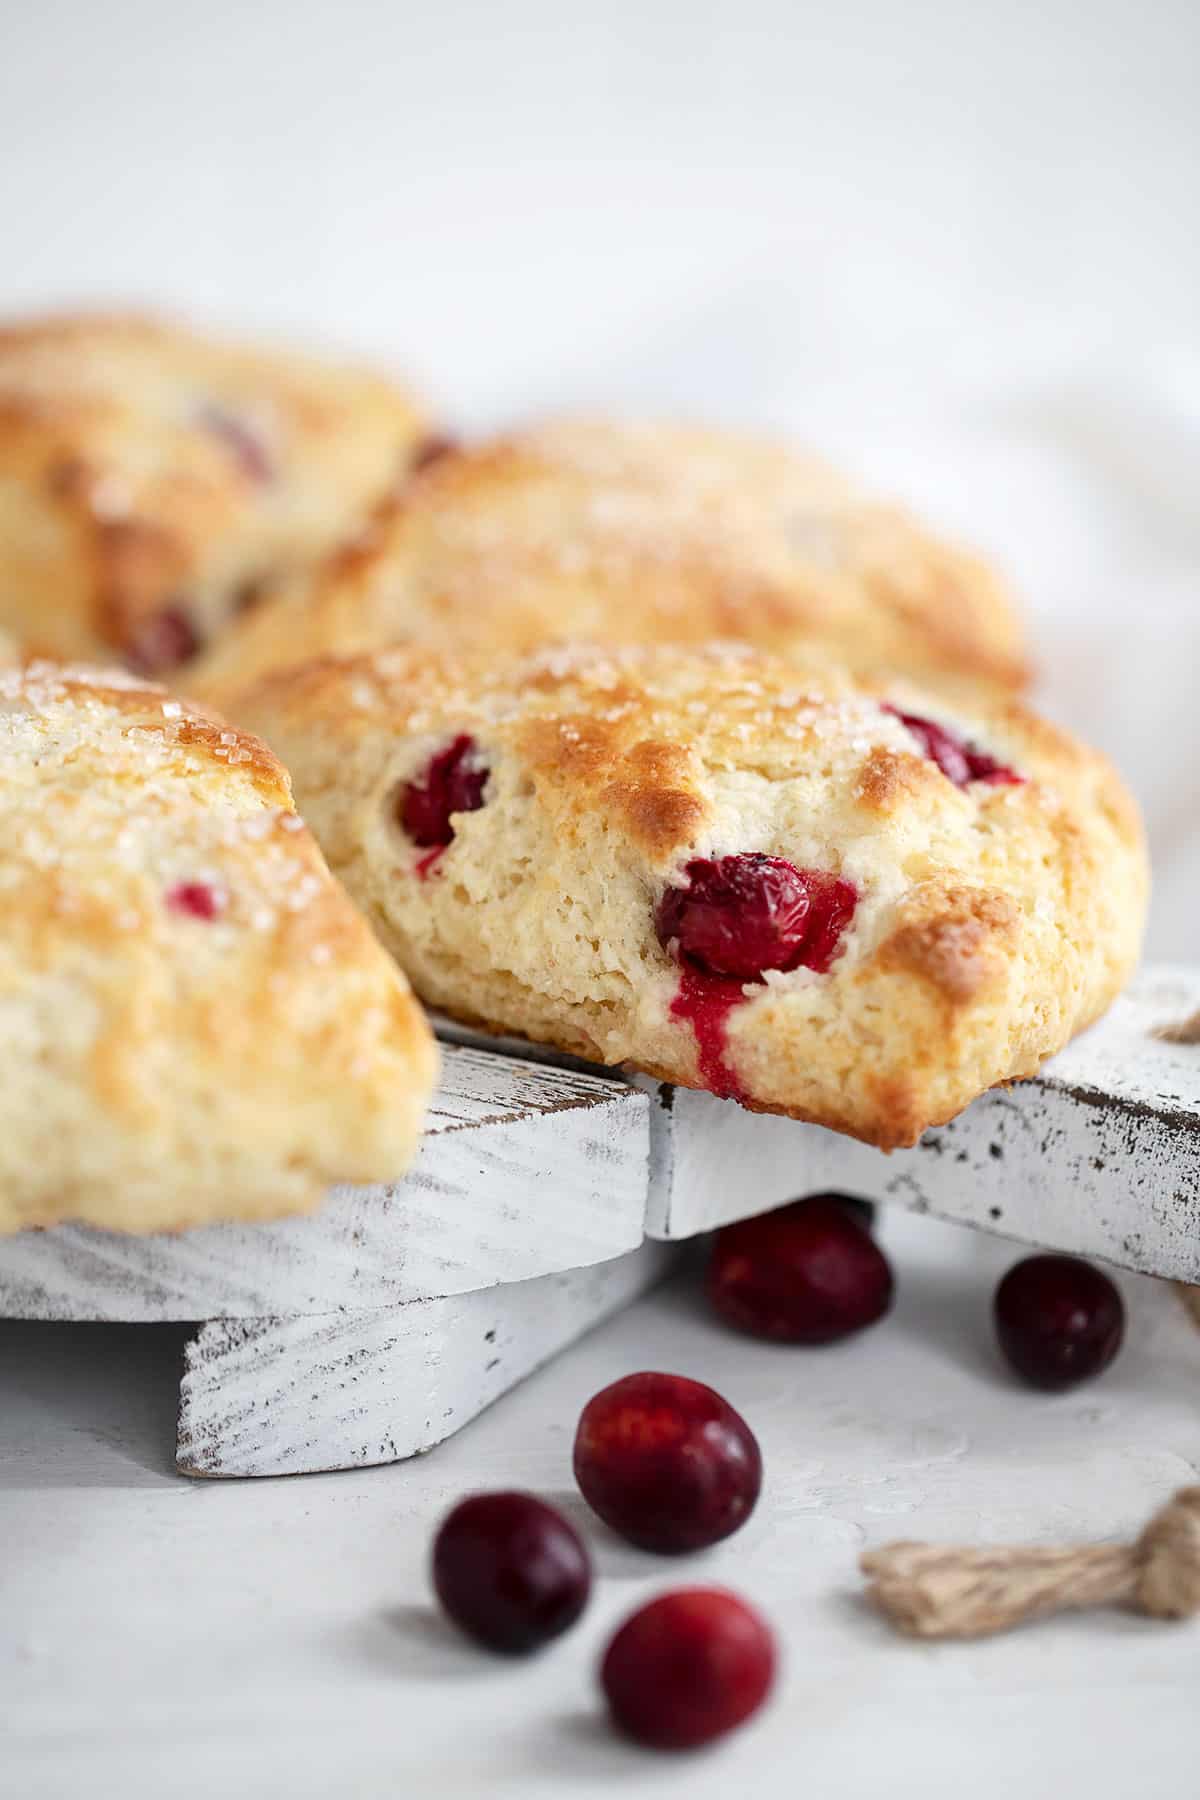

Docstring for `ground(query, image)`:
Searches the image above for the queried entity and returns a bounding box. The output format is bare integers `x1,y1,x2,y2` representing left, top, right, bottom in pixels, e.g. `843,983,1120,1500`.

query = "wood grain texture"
0,1044,650,1321
644,965,1200,1280
176,1241,676,1476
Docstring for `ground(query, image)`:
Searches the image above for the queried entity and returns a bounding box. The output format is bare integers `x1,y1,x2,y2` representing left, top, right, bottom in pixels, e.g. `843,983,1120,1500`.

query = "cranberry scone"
0,311,432,677
239,643,1145,1150
0,663,437,1234
194,419,1029,707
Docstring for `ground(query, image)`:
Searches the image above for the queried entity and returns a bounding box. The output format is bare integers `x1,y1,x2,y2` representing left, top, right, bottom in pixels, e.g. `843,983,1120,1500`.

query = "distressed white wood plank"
176,1241,677,1477
436,966,1200,1281
646,965,1200,1279
0,1043,650,1321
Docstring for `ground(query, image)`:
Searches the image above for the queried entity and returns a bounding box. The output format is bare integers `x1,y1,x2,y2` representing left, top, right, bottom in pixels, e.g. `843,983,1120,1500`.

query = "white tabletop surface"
3,1210,1197,1799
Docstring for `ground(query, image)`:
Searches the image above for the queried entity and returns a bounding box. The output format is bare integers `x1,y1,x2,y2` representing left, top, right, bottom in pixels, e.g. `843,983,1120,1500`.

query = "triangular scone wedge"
193,420,1029,708
0,663,437,1234
0,311,431,678
240,643,1146,1151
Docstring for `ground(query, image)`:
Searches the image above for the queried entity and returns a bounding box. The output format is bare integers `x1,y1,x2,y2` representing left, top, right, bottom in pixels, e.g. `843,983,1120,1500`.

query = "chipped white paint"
646,965,1200,1281
177,1241,676,1477
1,965,1196,1477
0,1044,650,1322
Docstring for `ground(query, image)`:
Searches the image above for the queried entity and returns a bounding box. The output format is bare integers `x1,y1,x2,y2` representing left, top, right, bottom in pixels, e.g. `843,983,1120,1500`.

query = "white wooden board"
645,965,1200,1280
1,963,1196,1478
0,1043,650,1322
177,1240,676,1477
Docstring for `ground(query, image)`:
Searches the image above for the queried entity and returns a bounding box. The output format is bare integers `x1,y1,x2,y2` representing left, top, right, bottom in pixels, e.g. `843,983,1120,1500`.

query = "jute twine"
861,1487,1200,1639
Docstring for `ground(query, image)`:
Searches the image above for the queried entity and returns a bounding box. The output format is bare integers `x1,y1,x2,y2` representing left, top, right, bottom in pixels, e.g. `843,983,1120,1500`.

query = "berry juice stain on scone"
398,734,490,877
656,855,858,1099
239,642,1148,1149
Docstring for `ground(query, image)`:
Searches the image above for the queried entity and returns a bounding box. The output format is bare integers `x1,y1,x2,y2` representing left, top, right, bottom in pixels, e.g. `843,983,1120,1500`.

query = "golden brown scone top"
0,310,431,675
196,419,1029,706
0,660,437,1234
240,641,1144,1151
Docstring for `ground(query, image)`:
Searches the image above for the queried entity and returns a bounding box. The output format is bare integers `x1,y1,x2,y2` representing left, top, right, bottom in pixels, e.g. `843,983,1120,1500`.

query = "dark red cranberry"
885,705,1022,789
573,1371,761,1553
124,606,201,676
994,1254,1125,1390
167,881,225,921
399,735,488,849
431,1491,591,1654
197,403,274,484
601,1588,776,1750
656,854,857,982
707,1196,894,1344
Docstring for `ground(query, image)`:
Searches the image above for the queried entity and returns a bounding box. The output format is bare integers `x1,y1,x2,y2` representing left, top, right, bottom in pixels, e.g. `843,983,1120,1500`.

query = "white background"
1,5,1198,1794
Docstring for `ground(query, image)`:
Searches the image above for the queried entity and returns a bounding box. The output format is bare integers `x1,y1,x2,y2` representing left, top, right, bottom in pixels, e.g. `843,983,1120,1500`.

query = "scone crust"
0,311,429,669
239,642,1145,1150
0,661,437,1234
195,419,1029,706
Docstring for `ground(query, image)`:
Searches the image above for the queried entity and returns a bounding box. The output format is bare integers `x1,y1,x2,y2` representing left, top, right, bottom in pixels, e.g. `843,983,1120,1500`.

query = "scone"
239,642,1145,1150
0,662,437,1234
194,419,1029,707
0,311,431,675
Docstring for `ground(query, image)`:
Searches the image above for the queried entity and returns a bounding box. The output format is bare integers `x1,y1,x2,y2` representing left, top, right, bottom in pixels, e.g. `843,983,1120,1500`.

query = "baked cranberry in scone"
0,311,431,673
238,641,1146,1149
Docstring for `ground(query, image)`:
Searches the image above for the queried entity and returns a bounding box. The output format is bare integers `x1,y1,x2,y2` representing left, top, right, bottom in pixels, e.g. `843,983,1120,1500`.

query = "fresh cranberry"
399,735,488,849
573,1371,761,1553
707,1196,894,1344
828,1193,877,1231
124,606,201,676
197,403,274,484
885,705,1022,788
994,1254,1125,1390
656,854,857,982
167,881,225,921
431,1491,591,1653
601,1588,776,1750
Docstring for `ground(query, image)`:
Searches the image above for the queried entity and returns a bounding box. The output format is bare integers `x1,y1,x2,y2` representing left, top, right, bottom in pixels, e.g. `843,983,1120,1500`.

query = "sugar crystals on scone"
0,662,437,1234
0,311,432,675
239,641,1145,1150
194,419,1030,707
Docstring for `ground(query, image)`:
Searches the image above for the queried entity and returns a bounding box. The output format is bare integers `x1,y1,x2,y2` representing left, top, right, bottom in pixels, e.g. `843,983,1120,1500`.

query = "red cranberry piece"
707,1196,894,1344
994,1254,1125,1390
656,854,857,982
399,735,488,849
197,403,274,484
885,705,1022,788
601,1588,776,1750
573,1371,761,1553
167,881,225,921
124,606,201,676
431,1491,591,1654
